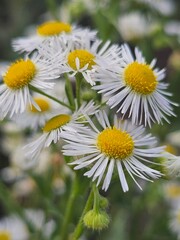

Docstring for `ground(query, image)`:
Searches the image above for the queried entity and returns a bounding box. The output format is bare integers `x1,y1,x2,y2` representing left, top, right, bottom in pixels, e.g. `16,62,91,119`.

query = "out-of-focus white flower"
164,181,180,207
12,21,97,54
25,209,55,238
166,130,180,148
13,94,64,130
137,0,175,16
117,12,150,41
164,152,180,178
1,122,25,154
165,21,180,39
0,215,28,240
169,205,180,240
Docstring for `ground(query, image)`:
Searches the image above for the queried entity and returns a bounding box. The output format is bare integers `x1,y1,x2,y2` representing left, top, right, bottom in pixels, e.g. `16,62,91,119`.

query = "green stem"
29,85,73,110
60,174,80,240
93,184,100,213
75,74,82,108
65,74,75,110
72,188,94,240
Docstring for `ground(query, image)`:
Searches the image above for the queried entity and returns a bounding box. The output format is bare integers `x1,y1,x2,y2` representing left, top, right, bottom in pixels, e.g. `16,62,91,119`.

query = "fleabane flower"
169,205,180,240
24,101,98,164
12,20,97,54
61,110,164,192
0,215,28,240
40,37,121,86
164,152,180,177
13,95,64,130
0,55,60,119
93,44,177,126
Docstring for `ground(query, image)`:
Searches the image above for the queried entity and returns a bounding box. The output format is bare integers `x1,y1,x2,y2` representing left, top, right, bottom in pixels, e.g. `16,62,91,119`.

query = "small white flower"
0,215,28,240
24,101,98,164
12,21,97,54
0,54,60,119
13,95,64,130
61,110,164,192
169,205,180,240
117,12,150,41
164,152,180,177
93,44,177,127
39,36,121,86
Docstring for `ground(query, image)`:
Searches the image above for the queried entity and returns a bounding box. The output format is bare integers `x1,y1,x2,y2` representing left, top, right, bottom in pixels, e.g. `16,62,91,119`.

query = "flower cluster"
0,19,178,195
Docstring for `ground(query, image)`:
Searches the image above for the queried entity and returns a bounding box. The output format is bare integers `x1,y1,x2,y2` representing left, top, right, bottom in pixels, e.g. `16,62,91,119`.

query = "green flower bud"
99,196,109,209
83,209,110,231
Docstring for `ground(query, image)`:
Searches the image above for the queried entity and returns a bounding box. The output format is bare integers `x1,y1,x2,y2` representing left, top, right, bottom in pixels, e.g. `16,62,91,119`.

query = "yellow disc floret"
167,185,180,198
0,231,11,240
37,21,72,36
3,59,36,90
43,114,71,132
124,62,157,95
68,50,96,70
97,127,134,159
28,97,51,113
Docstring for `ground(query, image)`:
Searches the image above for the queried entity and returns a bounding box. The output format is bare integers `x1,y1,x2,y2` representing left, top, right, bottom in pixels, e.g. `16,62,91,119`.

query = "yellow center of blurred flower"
37,21,72,36
167,185,180,198
97,127,134,159
165,145,177,155
0,231,11,240
43,114,71,132
3,59,36,89
124,62,157,95
28,97,51,113
67,50,96,70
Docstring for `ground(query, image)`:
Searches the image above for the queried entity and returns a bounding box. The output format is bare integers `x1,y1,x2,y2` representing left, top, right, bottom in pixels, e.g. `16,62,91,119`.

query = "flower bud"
83,209,110,231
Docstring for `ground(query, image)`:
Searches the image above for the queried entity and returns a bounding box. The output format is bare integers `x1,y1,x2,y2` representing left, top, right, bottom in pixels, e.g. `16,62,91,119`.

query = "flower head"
12,21,97,54
24,101,98,164
13,95,64,130
93,44,177,126
0,55,60,119
61,110,164,192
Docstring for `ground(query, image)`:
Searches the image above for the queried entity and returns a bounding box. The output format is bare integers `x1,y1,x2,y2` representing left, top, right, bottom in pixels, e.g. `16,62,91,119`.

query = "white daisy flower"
13,95,64,130
24,101,98,164
117,12,150,41
12,20,97,54
0,215,28,240
61,110,164,192
169,205,180,240
0,54,60,119
164,152,180,177
39,36,121,86
93,44,177,127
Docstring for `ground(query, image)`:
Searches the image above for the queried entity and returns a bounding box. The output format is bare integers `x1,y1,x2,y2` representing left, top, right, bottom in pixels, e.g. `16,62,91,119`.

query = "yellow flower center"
97,127,134,159
37,21,72,36
3,59,36,89
43,114,71,132
28,97,51,113
0,231,11,240
177,211,180,224
124,62,157,95
67,50,96,70
167,185,180,198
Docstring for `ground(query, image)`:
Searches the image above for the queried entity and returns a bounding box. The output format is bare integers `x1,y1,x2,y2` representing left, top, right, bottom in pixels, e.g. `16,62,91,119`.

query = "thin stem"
29,85,73,110
65,74,75,110
75,73,82,108
72,188,94,240
60,174,80,240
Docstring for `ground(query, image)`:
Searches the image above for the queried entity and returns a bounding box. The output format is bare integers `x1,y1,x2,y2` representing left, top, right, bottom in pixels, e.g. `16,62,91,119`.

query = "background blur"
0,0,180,239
